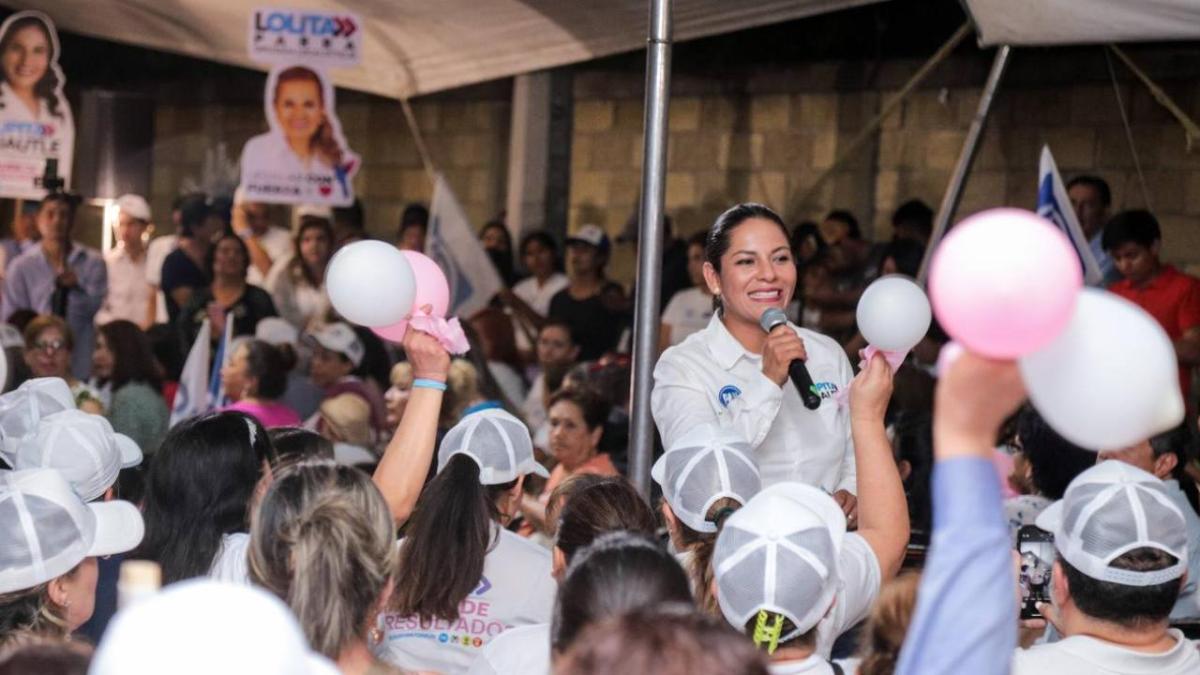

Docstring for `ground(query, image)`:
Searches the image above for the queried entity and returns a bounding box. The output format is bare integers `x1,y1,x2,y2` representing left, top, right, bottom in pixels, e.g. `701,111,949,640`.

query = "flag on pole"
1036,145,1103,286
426,174,504,318
170,319,211,426
208,313,234,411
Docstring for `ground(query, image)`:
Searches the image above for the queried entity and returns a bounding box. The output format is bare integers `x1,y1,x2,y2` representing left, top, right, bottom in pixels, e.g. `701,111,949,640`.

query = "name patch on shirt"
718,385,742,408
810,382,839,400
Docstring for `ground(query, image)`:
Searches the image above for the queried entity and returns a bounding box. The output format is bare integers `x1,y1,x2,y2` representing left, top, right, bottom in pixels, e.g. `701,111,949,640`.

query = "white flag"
426,175,504,318
170,319,211,426
1036,146,1103,286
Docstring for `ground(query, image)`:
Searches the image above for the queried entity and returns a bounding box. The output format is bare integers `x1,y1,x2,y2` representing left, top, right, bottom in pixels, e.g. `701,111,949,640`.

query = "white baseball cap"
256,317,299,346
305,322,364,368
0,378,76,464
1036,460,1189,586
712,482,846,640
437,408,550,484
90,580,340,675
0,468,144,594
566,224,611,255
652,424,761,534
115,194,152,223
13,409,142,502
295,204,334,221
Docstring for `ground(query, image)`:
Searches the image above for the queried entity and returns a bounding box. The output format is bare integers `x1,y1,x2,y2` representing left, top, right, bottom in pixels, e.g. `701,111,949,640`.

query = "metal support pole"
628,0,672,498
917,46,1011,285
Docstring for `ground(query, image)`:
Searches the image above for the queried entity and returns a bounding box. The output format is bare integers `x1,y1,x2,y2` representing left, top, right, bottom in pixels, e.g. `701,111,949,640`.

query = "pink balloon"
373,252,451,343
928,208,1082,358
372,320,408,343
402,251,450,318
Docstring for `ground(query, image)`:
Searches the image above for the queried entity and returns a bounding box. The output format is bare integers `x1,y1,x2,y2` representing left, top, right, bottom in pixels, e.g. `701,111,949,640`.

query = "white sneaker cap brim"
114,434,143,469
88,500,145,558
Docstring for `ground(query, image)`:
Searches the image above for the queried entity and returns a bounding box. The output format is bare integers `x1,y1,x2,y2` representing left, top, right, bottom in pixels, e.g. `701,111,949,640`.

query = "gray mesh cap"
437,408,550,484
652,424,762,533
14,409,143,502
713,482,846,640
0,469,144,594
0,377,75,464
1036,460,1188,586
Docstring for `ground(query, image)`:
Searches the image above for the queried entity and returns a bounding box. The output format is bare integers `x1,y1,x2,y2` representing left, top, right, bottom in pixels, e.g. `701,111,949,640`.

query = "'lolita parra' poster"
238,63,359,206
0,10,73,199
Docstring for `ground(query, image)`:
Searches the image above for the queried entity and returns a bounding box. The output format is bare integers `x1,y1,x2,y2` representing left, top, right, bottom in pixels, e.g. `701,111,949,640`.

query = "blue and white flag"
1036,145,1103,285
208,313,235,411
426,175,504,318
170,319,211,426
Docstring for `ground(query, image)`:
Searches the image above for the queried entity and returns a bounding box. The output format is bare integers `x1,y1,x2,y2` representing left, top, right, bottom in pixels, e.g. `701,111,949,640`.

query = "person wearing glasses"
22,313,103,412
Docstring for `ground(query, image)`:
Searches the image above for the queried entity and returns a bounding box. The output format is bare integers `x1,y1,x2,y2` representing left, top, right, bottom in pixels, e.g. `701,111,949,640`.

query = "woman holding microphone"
651,203,859,522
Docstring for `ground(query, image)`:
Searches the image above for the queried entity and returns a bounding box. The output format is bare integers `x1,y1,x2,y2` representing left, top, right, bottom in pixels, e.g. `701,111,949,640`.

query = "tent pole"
629,0,672,499
918,46,1011,285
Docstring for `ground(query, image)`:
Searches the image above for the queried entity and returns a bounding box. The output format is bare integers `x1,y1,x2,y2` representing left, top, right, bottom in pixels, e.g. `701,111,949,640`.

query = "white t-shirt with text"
465,622,551,675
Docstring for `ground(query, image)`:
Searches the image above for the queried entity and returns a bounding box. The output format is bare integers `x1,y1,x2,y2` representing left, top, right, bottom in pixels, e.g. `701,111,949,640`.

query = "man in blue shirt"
2,193,106,380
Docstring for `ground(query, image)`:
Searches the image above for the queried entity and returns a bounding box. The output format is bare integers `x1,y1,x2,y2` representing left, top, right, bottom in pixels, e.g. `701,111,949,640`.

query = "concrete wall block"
670,132,727,171
665,172,697,209
879,90,905,130
575,100,615,133
726,133,763,170
958,170,1008,214
760,133,812,171
1185,172,1200,215
748,171,786,206
438,104,475,133
874,169,900,210
468,169,493,204
1159,214,1200,265
572,170,611,206
925,130,967,170
1093,126,1136,169
877,130,905,169
412,101,440,132
1143,170,1187,214
172,106,205,132
1152,126,1200,170
401,169,434,199
811,131,837,170
366,166,407,199
572,135,593,171
1071,84,1124,125
1042,128,1096,169
670,97,702,132
836,92,879,132
1004,169,1039,209
792,93,838,128
450,134,495,169
976,126,1007,170
701,96,740,130
907,89,959,129
181,133,210,164
901,169,952,208
338,102,369,133
590,133,635,170
615,100,645,131
1009,88,1071,127
471,101,505,131
609,170,642,207
751,95,791,132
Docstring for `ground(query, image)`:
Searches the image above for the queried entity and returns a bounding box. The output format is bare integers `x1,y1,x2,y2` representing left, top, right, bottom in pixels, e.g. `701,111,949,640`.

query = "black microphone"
759,308,821,410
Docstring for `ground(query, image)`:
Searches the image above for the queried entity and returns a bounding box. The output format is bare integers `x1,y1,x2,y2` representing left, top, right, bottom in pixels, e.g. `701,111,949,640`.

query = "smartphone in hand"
1017,525,1054,620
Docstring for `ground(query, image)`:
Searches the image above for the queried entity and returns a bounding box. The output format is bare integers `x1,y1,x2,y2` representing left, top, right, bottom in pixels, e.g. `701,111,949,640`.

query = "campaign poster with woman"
0,10,74,199
239,64,359,206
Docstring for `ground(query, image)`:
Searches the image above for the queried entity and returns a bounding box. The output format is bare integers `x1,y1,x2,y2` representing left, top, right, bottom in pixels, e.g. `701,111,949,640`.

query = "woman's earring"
369,626,384,645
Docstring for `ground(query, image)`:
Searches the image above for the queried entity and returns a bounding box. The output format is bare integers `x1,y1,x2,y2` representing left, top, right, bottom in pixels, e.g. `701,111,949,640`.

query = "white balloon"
1019,288,1184,451
856,275,932,352
325,241,417,327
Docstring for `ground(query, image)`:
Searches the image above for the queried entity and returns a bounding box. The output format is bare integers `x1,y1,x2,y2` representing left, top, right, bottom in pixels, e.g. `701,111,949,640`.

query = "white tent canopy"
10,0,883,98
964,0,1200,47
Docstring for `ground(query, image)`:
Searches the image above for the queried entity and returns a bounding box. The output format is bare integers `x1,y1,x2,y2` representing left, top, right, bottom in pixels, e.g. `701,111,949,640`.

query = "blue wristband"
413,378,447,391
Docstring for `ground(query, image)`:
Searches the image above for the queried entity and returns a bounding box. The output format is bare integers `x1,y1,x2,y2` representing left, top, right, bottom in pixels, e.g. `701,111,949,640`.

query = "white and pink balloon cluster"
927,208,1182,451
324,241,467,353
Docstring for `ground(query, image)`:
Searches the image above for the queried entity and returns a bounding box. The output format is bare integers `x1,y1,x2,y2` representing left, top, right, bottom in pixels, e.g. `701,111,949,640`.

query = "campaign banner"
238,64,360,206
249,7,361,68
0,11,73,200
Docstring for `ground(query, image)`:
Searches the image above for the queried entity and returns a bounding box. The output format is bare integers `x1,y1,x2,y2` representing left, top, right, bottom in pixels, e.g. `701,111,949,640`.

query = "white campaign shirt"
661,287,714,346
652,314,857,493
512,272,568,351
208,532,250,585
246,226,295,287
265,254,331,331
375,528,557,674
769,655,855,674
96,246,150,326
465,623,551,675
145,234,178,324
1011,629,1200,674
814,533,881,658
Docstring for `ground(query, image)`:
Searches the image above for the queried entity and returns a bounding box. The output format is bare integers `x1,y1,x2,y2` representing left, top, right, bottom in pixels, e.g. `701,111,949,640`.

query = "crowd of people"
0,170,1197,675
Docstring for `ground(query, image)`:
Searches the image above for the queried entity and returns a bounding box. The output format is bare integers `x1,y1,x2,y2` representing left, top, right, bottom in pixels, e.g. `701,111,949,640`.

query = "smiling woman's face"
274,78,323,145
2,25,50,94
703,217,795,328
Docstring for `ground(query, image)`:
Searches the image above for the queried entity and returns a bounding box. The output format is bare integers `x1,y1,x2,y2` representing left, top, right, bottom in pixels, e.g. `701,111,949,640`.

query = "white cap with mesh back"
437,408,550,485
0,377,76,464
1036,460,1188,586
652,424,762,533
305,322,365,367
713,482,847,640
256,317,299,346
0,468,144,594
13,409,143,502
90,579,339,675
